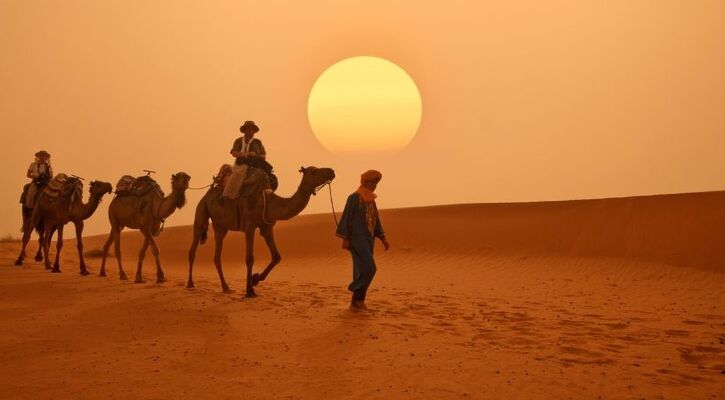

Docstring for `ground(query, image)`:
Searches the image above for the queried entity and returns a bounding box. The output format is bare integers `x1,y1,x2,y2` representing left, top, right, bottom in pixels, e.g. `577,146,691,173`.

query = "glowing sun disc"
307,56,422,154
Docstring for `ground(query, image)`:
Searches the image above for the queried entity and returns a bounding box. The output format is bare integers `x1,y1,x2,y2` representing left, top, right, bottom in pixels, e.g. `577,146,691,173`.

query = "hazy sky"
1,0,724,238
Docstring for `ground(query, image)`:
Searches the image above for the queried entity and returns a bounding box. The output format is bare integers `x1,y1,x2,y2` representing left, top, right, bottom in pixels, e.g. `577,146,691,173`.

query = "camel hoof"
134,277,145,284
80,269,90,276
44,265,52,270
119,273,128,281
186,281,194,289
222,285,231,293
251,273,262,286
99,271,107,277
245,291,257,298
156,276,166,284
34,255,43,262
51,268,61,273
14,259,23,266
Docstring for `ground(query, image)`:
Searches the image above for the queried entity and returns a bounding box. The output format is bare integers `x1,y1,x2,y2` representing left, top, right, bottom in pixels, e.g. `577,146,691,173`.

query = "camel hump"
43,174,82,200
114,175,164,197
238,168,272,198
114,175,136,194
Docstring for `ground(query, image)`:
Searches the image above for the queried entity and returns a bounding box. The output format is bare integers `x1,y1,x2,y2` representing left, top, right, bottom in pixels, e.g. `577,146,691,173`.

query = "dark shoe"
350,300,368,311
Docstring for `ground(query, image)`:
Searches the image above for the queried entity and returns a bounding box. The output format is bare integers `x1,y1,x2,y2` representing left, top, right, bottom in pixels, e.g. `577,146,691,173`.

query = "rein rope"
313,180,339,228
262,190,273,225
261,180,338,227
188,183,213,191
326,182,339,228
154,200,165,237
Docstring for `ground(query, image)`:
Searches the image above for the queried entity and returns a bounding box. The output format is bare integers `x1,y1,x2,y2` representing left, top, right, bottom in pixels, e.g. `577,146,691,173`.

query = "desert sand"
1,191,723,399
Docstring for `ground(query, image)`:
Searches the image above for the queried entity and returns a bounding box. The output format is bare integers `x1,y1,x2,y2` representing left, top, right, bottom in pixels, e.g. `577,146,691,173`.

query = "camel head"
298,166,336,195
170,172,191,209
89,180,113,198
171,172,191,191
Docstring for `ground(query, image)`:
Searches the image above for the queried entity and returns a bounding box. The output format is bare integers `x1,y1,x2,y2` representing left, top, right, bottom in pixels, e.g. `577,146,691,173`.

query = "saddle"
235,158,278,191
214,164,234,189
115,175,164,197
42,174,82,201
216,164,272,199
239,168,272,198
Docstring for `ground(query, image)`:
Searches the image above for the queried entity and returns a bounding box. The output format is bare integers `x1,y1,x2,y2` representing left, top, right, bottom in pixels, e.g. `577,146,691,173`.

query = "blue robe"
336,193,385,295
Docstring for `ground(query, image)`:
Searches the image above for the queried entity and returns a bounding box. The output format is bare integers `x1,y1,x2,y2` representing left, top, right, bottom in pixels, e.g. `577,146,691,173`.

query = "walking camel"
99,172,191,283
187,166,335,297
16,178,113,274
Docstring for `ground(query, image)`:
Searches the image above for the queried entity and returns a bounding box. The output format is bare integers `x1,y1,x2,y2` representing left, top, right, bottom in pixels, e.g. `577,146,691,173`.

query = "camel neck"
267,185,312,221
77,192,104,220
157,188,185,219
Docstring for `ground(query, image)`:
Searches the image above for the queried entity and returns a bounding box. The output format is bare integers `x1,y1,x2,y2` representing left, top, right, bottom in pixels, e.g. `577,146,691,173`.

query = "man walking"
336,170,390,310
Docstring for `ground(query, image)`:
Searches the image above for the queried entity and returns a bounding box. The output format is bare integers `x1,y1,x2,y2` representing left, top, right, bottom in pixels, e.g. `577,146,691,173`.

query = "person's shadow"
295,308,376,385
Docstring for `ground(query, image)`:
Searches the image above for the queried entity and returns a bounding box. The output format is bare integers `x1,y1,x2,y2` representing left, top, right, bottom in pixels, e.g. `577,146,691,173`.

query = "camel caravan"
15,121,337,299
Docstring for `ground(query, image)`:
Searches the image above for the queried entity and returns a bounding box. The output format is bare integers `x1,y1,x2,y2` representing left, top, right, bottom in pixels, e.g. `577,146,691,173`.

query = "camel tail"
200,221,208,245
20,207,43,235
193,197,210,246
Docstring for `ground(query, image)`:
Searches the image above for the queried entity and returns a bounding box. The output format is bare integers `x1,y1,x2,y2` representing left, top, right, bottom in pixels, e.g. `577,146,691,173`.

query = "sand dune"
83,189,725,269
1,192,723,399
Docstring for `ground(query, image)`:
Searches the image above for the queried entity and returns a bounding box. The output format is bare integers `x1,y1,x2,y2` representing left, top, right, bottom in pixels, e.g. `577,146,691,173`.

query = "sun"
307,56,422,154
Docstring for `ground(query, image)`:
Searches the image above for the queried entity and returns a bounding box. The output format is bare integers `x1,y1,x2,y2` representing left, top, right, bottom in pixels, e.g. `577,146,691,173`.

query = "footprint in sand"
693,313,725,321
603,322,629,330
678,345,725,370
557,346,614,365
682,320,707,325
664,329,690,337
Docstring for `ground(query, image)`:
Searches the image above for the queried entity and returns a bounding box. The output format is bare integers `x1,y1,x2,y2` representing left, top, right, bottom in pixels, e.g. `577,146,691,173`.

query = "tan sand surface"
1,192,724,399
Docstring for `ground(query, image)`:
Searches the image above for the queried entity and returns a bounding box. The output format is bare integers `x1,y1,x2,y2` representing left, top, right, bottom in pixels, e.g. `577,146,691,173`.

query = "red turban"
360,170,382,184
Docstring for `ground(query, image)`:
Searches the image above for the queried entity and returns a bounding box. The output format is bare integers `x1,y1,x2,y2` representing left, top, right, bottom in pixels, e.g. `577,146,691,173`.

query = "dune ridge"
83,190,725,271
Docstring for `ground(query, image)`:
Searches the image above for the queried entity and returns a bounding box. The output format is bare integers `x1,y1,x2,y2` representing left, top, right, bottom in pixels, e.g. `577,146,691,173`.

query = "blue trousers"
348,238,377,298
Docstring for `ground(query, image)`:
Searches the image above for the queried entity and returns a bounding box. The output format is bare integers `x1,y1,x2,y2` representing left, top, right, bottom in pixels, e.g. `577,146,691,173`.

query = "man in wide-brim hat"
223,121,268,199
23,150,54,208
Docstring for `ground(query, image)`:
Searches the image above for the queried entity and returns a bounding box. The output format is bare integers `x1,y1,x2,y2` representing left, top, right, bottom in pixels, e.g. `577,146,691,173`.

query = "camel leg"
16,207,44,266
15,217,36,266
99,229,115,277
75,221,89,275
34,229,44,262
42,227,55,269
187,238,198,289
141,229,165,284
188,200,210,289
51,225,65,273
253,225,281,286
114,228,128,280
42,225,53,270
212,226,230,292
187,227,202,289
244,228,257,298
134,237,150,284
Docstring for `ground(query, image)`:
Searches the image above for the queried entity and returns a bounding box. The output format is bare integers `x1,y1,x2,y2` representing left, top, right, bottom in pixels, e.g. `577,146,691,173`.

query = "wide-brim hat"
35,150,50,158
240,121,260,134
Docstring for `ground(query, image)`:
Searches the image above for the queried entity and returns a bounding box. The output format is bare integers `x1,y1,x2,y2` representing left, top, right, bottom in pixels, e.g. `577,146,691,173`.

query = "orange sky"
1,1,724,238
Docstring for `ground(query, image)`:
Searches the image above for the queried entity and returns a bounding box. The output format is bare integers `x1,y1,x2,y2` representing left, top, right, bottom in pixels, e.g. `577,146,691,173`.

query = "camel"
15,179,114,274
187,166,335,298
99,172,191,283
